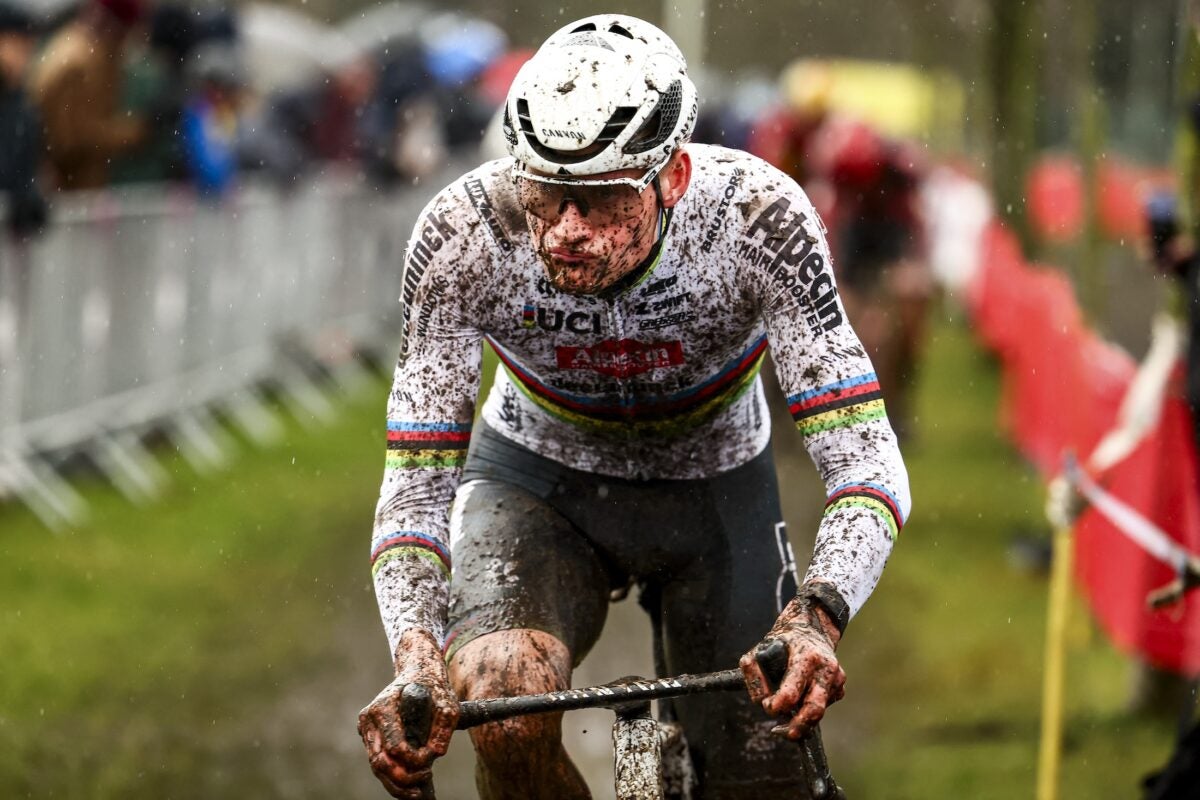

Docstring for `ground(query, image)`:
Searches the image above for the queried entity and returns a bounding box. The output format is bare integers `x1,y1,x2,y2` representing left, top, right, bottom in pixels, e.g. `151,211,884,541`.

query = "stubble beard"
536,215,652,296
542,252,617,296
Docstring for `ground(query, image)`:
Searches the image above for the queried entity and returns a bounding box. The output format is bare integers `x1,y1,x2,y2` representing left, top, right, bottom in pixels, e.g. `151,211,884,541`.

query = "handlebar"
455,666,746,729
398,639,845,799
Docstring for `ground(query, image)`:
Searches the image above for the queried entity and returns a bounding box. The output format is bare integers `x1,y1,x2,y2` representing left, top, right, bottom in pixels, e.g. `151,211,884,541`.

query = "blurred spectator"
0,2,46,236
359,14,505,185
693,70,778,152
1138,192,1200,800
1145,193,1197,433
812,118,933,440
180,43,246,196
111,3,237,184
240,53,378,186
420,15,505,148
748,59,835,186
28,0,149,190
358,45,443,185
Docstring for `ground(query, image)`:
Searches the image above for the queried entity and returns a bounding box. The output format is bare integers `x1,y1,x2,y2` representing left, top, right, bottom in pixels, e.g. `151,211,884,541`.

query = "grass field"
0,316,1181,798
829,316,1177,798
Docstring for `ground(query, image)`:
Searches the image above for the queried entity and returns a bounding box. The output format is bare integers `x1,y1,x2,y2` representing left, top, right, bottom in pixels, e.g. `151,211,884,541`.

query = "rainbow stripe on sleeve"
824,481,906,541
370,529,452,579
385,421,472,469
788,374,886,436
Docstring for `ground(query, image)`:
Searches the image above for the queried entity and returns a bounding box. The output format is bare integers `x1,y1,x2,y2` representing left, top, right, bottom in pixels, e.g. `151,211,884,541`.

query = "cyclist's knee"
449,628,572,698
450,628,573,764
470,708,565,769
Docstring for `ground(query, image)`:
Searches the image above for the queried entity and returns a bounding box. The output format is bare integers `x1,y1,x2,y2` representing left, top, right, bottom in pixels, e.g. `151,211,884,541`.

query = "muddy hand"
739,596,845,740
358,628,459,798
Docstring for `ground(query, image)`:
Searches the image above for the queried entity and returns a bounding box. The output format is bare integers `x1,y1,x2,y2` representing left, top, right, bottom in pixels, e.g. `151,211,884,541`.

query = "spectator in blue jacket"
180,43,245,196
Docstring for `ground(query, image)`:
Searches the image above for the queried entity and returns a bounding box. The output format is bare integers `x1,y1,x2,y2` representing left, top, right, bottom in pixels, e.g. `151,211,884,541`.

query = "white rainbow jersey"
371,144,911,654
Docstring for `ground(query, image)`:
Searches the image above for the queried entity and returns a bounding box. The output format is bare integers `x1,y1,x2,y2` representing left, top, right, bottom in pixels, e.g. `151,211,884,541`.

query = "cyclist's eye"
586,185,623,204
516,180,564,219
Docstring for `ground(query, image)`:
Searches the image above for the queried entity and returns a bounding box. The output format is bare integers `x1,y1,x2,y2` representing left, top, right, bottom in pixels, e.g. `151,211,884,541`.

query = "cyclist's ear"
658,148,692,208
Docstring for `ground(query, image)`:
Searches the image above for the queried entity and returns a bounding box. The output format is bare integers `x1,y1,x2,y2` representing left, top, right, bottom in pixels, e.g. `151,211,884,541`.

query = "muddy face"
527,185,658,296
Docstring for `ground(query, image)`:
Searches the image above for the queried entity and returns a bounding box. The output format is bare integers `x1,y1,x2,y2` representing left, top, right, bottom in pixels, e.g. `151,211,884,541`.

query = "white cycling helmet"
502,14,698,177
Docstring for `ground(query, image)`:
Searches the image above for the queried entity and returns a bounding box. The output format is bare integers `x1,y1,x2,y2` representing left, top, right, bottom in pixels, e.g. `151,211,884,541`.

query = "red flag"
961,179,1199,675
1074,367,1200,676
1027,155,1085,243
967,221,1134,476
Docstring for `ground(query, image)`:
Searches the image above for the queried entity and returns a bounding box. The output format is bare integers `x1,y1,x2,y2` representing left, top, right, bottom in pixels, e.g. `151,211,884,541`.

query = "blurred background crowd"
0,0,524,223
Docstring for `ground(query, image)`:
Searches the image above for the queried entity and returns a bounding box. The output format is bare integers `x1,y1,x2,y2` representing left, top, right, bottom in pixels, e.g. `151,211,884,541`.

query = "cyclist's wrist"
393,627,442,675
807,604,842,647
794,580,850,640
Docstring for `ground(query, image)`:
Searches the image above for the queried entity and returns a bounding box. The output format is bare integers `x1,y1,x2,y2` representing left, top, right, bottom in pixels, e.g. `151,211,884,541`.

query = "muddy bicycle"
400,640,846,799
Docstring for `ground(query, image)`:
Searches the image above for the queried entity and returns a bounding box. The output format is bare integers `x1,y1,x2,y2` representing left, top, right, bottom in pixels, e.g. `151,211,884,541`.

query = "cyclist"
359,14,911,799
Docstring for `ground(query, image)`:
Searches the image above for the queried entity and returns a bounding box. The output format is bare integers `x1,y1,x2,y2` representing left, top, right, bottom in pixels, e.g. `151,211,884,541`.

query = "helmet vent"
502,106,517,148
516,98,640,165
625,80,683,154
561,31,615,50
606,23,634,39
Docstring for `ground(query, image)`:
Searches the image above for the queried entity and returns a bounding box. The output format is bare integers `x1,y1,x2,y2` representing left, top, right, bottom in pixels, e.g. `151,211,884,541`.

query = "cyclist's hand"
740,596,845,741
358,628,459,798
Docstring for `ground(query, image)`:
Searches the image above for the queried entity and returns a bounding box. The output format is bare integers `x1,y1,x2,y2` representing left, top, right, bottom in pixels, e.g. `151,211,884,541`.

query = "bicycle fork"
612,698,662,800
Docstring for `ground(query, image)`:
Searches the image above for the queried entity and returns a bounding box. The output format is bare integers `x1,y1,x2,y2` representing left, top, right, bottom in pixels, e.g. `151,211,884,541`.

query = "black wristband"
796,581,850,635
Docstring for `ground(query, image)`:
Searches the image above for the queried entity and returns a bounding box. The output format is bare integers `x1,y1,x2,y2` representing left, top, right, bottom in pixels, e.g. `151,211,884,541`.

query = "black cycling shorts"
446,422,811,797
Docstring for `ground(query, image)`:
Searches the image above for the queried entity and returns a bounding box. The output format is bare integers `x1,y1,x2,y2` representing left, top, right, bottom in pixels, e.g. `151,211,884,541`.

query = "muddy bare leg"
449,629,591,800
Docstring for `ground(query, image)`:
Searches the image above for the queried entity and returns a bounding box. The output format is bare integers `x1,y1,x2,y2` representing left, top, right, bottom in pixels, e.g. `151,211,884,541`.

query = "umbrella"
336,0,426,58
239,3,354,95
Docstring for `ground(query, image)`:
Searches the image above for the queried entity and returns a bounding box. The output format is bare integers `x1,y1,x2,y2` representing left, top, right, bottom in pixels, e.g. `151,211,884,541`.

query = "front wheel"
659,720,696,800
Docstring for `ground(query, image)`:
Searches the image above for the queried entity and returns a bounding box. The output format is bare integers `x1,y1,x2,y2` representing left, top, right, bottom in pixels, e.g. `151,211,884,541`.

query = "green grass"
833,314,1177,799
0,390,388,798
0,322,1182,798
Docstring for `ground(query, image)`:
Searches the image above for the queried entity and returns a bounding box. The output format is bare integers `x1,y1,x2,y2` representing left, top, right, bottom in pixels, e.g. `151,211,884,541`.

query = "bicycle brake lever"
399,683,437,799
754,640,847,799
400,683,434,748
754,638,789,691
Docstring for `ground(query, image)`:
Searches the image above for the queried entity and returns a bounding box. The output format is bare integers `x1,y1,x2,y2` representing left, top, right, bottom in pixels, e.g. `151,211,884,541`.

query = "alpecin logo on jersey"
740,197,843,334
556,339,685,378
521,304,603,334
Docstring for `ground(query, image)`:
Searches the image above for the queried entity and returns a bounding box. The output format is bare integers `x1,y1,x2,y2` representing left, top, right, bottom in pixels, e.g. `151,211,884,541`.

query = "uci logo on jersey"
521,304,604,334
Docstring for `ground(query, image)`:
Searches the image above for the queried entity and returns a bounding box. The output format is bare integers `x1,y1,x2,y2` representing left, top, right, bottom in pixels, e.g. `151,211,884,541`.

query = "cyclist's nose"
549,201,594,240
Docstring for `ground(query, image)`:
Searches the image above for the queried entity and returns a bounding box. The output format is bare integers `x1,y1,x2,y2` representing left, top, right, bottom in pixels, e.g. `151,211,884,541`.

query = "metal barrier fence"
0,161,472,528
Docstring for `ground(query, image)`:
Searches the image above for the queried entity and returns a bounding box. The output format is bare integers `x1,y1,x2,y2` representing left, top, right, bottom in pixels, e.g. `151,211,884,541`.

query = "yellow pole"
1036,523,1074,800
